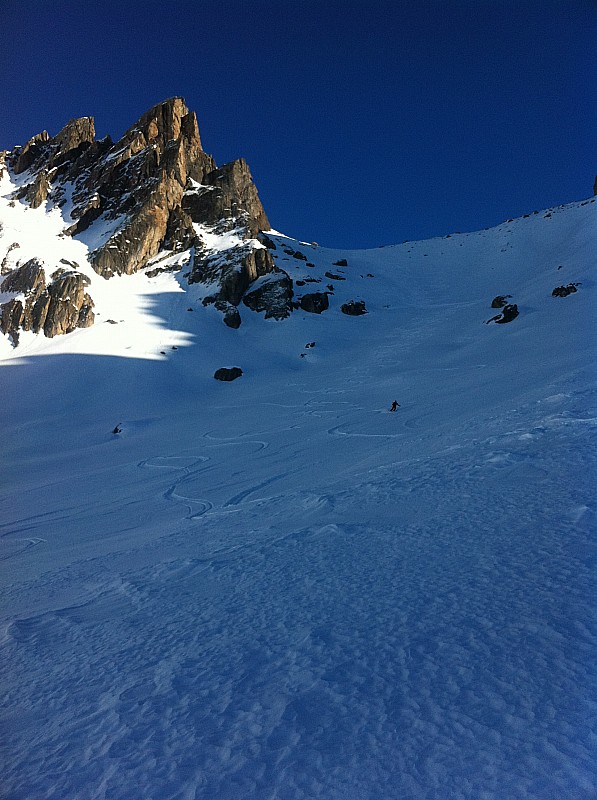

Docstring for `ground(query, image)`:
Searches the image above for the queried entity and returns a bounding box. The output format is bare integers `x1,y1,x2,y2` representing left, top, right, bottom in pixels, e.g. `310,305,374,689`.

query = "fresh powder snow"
1,173,595,799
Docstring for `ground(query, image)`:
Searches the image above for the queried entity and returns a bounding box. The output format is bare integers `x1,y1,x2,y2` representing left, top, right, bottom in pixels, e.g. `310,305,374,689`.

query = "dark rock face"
24,170,50,209
341,300,367,316
300,292,329,314
242,271,294,320
325,271,346,281
214,367,243,381
0,259,94,343
163,206,196,252
552,283,580,298
333,259,348,267
182,159,269,237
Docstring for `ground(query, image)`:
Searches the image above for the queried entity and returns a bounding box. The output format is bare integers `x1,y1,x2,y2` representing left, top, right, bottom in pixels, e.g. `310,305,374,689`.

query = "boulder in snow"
214,367,243,381
341,300,367,316
299,292,329,314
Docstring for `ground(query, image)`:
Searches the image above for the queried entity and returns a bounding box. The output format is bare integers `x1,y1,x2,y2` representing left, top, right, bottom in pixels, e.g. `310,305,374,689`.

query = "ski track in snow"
1,199,596,799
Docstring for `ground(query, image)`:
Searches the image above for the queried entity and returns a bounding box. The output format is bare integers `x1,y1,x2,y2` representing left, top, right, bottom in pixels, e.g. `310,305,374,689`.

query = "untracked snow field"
1,195,596,799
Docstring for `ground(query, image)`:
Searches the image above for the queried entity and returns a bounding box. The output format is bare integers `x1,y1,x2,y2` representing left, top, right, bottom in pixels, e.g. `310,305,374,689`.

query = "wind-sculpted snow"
0,199,595,799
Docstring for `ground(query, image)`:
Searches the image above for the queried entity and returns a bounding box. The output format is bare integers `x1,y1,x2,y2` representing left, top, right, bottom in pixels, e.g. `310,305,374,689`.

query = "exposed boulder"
495,304,519,324
333,258,348,267
300,292,329,314
552,283,580,298
214,300,242,329
214,367,243,381
242,271,294,320
283,248,307,261
491,294,512,308
341,300,367,316
486,303,519,324
325,271,346,281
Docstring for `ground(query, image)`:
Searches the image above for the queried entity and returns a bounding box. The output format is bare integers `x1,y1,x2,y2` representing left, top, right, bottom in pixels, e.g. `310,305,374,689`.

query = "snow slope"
1,191,596,799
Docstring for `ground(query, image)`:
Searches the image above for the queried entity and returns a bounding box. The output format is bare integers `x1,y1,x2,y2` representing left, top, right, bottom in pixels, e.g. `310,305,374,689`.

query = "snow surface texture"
1,180,596,799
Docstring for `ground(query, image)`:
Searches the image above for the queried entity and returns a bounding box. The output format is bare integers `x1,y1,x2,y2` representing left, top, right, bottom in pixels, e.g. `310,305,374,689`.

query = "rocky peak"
2,96,286,342
11,131,50,174
11,118,95,176
123,97,197,150
52,117,95,156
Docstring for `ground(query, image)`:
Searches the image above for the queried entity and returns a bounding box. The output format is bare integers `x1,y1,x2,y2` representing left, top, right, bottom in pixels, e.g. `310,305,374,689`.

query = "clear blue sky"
1,0,595,248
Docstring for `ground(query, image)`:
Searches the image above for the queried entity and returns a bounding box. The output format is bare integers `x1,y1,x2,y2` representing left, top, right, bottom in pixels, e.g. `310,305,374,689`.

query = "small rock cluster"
552,283,580,298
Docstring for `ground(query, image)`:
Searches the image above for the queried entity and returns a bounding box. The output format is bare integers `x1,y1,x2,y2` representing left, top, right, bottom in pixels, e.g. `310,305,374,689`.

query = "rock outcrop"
0,259,94,343
182,158,269,236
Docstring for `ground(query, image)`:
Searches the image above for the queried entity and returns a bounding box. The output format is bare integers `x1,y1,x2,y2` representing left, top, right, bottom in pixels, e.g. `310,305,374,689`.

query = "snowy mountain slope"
1,195,595,799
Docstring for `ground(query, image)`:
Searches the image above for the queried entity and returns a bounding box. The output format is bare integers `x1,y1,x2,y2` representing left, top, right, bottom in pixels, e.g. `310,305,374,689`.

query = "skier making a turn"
390,400,400,412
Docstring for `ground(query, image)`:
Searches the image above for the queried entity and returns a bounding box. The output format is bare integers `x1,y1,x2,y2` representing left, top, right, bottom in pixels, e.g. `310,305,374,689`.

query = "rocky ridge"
1,97,290,344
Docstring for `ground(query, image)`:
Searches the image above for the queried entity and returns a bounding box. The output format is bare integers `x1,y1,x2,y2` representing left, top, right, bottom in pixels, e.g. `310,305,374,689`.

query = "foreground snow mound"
1,197,595,799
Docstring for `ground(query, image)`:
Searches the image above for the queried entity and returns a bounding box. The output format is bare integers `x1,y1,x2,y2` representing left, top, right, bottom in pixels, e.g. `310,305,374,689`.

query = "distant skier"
389,400,400,412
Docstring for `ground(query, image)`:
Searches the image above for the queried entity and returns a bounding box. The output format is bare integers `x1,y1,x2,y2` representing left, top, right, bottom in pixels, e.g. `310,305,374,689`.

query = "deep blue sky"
2,0,595,248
